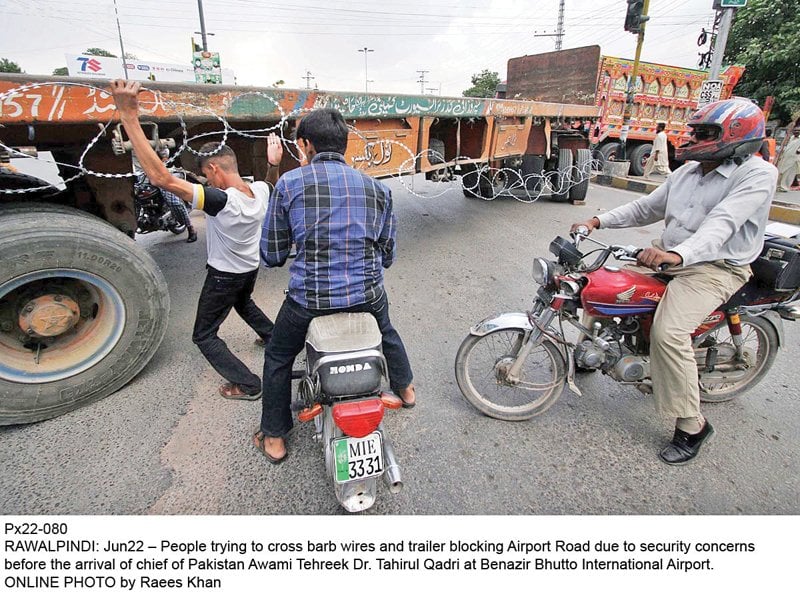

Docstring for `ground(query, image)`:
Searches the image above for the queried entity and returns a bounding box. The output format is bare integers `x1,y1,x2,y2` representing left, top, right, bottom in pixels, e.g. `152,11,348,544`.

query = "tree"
724,0,800,124
0,58,22,73
84,48,117,57
462,69,501,98
52,67,68,76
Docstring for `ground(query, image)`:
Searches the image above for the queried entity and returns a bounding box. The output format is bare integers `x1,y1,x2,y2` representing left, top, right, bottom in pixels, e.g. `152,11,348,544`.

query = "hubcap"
18,294,80,338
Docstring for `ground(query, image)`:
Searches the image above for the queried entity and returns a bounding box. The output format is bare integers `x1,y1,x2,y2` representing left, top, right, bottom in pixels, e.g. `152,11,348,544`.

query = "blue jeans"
259,292,413,437
192,266,274,394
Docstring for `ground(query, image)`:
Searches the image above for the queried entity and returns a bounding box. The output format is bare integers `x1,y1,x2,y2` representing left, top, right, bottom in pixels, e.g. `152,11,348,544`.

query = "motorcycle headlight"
532,258,552,285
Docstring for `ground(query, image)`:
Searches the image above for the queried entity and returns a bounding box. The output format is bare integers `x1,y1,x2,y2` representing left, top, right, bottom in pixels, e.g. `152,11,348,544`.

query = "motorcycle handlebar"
569,232,672,272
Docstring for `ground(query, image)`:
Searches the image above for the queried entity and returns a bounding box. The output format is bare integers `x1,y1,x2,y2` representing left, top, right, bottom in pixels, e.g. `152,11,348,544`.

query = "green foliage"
52,67,68,76
462,69,501,98
724,0,800,123
83,48,117,57
0,58,22,73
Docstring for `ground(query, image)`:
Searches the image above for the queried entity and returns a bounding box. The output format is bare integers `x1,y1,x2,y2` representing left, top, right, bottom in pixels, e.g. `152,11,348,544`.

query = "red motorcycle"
455,229,800,420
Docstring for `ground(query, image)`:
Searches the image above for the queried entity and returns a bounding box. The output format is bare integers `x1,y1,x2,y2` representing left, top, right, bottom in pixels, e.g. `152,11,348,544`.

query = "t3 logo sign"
76,57,103,73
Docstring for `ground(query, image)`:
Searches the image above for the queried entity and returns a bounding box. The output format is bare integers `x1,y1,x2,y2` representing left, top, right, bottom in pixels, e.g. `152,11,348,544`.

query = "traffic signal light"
624,0,648,34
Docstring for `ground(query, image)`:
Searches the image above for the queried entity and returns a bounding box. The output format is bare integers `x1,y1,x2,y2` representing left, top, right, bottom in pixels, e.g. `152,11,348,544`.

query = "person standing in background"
643,122,671,178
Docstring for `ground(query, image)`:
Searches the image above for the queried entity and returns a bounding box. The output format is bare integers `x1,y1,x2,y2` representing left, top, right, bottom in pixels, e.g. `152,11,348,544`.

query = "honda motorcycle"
133,171,195,236
292,312,403,512
455,228,800,420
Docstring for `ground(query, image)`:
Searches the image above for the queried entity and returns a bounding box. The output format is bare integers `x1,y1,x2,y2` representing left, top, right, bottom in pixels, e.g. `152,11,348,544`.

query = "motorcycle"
292,312,404,512
455,228,800,420
133,170,197,236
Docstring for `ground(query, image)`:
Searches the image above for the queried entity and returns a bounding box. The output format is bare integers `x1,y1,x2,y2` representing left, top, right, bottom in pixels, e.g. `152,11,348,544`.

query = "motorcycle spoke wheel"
697,316,778,403
454,329,566,420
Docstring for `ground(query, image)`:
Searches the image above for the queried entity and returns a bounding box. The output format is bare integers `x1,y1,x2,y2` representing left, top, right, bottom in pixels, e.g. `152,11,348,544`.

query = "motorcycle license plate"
333,432,384,483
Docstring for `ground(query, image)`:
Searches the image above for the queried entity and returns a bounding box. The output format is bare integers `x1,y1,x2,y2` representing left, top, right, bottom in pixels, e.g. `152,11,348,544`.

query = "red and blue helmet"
675,98,765,162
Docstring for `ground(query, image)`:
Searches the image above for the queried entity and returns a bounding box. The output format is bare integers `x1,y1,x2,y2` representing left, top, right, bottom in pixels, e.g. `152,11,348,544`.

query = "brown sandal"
252,431,288,465
219,383,261,401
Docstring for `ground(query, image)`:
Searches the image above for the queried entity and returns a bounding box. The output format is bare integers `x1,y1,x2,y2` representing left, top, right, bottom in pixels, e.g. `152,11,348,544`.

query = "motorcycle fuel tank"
581,266,667,318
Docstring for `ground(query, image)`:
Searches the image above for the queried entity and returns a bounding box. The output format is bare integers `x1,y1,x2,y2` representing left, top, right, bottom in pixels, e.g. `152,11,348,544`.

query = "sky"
1,0,729,96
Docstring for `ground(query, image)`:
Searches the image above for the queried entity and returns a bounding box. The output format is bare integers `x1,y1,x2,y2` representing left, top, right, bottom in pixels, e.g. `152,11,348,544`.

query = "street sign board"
718,0,747,7
698,79,724,107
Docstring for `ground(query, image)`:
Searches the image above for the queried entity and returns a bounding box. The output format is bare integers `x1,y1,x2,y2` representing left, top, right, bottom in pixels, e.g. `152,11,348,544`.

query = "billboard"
65,54,234,84
192,51,222,84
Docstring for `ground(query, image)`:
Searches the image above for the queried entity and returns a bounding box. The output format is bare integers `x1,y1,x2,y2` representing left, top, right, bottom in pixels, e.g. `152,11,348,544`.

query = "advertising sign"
193,51,222,84
697,79,724,107
65,54,234,84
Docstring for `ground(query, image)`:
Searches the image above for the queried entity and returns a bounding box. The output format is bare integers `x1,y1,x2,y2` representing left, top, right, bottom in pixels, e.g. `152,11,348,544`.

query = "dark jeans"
192,266,274,394
259,292,413,437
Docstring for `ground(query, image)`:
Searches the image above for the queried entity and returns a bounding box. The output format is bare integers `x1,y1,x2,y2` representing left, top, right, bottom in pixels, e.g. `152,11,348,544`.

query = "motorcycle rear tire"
454,329,566,421
698,315,779,403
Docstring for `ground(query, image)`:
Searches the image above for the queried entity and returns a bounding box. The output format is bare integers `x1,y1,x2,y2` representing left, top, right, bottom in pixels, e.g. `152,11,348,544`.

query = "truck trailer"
506,45,743,176
0,73,598,424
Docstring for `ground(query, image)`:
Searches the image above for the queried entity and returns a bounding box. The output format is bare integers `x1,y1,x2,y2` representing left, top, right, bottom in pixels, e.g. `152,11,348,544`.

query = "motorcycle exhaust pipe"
379,427,403,494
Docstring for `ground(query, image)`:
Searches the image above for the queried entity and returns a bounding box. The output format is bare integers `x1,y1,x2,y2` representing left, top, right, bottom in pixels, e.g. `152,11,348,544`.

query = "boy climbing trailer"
0,73,598,424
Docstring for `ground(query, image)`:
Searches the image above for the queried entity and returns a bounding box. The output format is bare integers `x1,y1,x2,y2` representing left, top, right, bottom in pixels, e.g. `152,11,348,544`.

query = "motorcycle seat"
306,313,386,398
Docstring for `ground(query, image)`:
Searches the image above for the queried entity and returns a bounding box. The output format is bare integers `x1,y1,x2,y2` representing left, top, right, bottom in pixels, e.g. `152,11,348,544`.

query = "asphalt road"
2,178,799,515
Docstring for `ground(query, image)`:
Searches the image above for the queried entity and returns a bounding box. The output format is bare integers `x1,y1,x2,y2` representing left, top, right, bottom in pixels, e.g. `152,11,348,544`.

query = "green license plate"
333,432,384,483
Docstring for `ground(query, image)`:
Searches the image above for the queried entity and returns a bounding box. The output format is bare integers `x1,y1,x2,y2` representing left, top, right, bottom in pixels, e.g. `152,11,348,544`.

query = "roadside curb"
592,174,660,194
769,201,800,225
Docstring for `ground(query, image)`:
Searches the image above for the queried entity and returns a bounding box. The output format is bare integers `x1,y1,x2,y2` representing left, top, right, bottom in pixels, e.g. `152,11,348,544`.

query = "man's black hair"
197,142,238,171
296,108,349,155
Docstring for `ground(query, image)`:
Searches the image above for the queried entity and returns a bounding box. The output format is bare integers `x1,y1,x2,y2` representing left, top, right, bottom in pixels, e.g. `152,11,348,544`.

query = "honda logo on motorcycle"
616,286,636,303
330,362,373,375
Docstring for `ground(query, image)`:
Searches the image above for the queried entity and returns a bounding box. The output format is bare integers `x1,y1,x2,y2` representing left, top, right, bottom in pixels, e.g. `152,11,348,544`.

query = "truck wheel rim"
0,270,126,383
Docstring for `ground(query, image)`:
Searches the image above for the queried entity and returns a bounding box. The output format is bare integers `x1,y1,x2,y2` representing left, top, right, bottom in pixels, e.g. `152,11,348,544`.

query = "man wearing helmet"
572,98,778,465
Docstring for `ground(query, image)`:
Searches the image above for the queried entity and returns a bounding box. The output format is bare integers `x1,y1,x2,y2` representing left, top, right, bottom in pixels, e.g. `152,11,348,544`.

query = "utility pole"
302,70,315,89
196,0,211,51
708,2,738,79
417,70,429,94
620,0,650,161
112,0,128,79
533,0,565,50
358,47,374,93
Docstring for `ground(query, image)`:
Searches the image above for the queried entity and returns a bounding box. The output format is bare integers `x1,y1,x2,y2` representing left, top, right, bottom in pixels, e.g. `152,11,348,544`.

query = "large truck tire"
461,165,494,199
550,148,573,202
0,206,170,425
628,143,652,177
521,155,545,194
597,142,621,162
569,148,592,202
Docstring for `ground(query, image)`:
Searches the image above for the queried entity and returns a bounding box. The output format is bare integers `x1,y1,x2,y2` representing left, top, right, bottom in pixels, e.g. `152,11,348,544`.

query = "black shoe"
659,420,715,465
187,227,198,243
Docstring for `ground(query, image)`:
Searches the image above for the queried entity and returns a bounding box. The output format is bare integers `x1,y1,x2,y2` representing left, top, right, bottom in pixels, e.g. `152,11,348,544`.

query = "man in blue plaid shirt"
254,108,415,463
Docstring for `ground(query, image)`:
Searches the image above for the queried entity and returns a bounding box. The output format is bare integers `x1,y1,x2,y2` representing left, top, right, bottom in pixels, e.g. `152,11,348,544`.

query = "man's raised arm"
109,79,195,204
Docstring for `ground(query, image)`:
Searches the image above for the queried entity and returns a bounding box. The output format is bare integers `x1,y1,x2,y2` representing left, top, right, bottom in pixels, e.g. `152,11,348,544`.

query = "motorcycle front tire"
454,329,567,421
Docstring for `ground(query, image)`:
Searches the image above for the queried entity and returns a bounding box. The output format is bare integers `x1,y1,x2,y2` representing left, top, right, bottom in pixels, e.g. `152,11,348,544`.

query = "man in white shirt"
572,98,777,465
643,121,671,178
110,79,282,401
777,129,800,192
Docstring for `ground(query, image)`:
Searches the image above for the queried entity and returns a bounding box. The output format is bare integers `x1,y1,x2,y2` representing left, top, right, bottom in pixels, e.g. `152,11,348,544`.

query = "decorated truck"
0,73,599,424
505,45,743,175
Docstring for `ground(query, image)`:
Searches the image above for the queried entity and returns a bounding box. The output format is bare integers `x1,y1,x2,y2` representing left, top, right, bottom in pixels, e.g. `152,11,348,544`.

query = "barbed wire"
0,80,599,201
